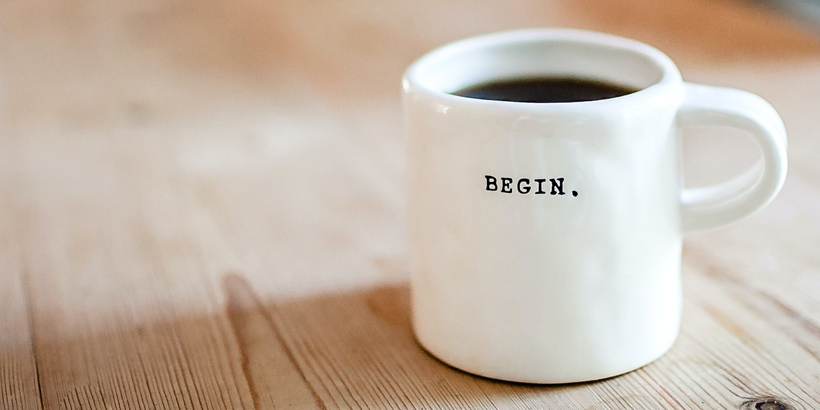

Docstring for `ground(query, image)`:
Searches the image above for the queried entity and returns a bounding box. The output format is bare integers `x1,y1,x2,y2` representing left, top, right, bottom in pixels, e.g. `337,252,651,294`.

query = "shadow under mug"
403,29,787,383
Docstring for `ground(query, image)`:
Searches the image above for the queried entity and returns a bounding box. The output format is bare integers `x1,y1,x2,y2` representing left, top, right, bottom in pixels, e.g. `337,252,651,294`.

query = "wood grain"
0,152,42,409
1,0,820,408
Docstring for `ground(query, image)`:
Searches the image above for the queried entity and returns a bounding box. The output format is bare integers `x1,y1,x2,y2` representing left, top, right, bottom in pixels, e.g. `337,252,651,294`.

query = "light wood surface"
2,0,820,408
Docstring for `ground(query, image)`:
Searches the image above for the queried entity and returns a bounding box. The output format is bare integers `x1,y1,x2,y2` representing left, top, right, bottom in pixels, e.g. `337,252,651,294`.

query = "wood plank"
0,1,321,408
0,139,42,410
12,135,239,409
222,274,323,408
6,131,324,409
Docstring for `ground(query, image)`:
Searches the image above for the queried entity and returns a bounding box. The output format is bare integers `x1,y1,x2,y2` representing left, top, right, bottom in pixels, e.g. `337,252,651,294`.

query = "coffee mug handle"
677,82,788,233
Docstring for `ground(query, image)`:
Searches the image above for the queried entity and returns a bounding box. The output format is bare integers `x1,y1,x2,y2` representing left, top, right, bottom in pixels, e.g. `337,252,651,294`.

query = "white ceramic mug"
402,29,787,383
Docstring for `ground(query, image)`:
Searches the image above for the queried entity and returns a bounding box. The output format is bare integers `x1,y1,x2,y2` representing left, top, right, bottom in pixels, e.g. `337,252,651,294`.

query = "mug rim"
402,28,683,110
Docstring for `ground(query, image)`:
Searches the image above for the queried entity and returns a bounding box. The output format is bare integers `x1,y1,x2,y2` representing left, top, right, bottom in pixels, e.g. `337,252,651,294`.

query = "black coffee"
452,76,639,103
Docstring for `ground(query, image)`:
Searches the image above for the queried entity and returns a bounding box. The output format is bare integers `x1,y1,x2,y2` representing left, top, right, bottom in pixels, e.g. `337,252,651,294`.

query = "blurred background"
4,0,818,295
2,0,820,320
3,0,820,329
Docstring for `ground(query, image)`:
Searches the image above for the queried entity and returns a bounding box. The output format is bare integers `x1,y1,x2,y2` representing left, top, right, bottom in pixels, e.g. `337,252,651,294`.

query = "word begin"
485,175,578,197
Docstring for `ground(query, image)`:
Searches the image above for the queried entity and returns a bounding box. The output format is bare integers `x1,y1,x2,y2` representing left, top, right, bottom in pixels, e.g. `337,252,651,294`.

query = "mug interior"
406,29,679,98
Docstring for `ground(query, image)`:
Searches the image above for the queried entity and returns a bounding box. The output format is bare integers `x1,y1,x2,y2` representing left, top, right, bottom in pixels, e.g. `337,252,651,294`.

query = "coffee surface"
453,76,639,103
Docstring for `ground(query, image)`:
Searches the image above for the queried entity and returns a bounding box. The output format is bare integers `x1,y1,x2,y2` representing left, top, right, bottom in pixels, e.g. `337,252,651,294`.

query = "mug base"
413,330,678,384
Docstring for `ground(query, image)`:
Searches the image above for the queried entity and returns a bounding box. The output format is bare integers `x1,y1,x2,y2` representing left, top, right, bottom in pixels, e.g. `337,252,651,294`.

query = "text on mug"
485,175,578,197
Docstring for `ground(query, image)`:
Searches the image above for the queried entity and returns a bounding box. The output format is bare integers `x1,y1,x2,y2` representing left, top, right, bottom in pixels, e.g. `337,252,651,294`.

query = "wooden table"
2,0,819,408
